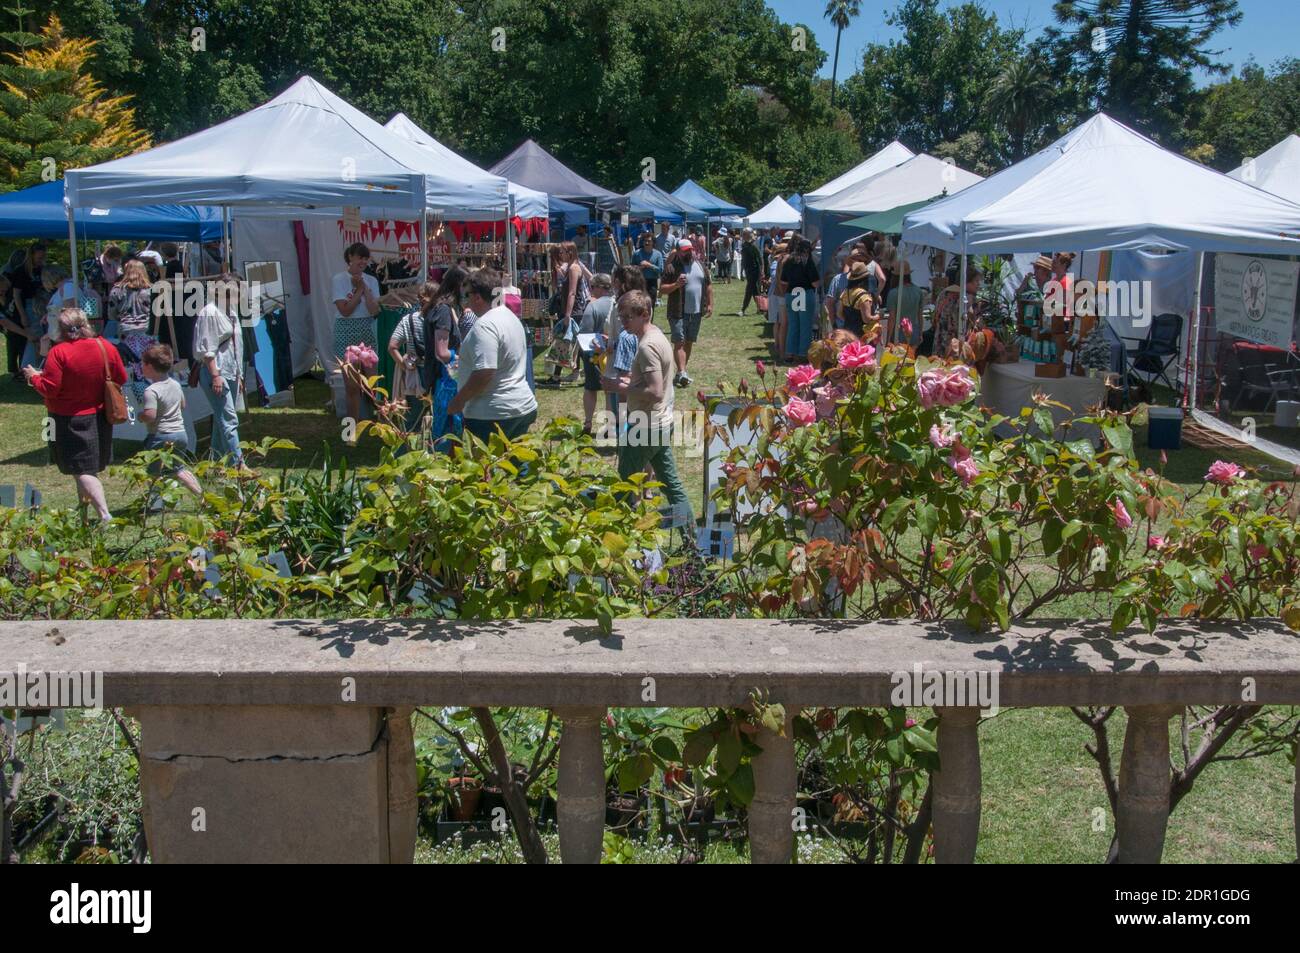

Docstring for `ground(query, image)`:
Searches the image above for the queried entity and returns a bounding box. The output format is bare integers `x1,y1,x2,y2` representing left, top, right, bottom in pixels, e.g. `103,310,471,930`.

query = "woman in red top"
24,308,127,522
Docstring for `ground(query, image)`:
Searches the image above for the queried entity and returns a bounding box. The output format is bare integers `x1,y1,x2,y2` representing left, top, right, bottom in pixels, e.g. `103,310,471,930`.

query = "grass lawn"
9,277,1296,863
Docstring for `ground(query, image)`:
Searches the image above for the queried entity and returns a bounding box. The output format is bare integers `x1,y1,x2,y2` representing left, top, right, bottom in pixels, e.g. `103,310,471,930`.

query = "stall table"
981,362,1107,444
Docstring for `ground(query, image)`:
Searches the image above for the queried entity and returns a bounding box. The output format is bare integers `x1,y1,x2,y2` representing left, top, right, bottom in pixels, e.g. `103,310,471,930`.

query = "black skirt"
51,411,112,476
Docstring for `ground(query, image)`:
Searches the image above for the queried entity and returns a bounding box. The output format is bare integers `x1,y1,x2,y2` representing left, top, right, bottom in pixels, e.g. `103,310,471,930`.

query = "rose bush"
712,343,1300,633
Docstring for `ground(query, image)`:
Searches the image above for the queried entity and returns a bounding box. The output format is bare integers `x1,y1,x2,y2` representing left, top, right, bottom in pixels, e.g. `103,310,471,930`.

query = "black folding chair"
1121,313,1183,400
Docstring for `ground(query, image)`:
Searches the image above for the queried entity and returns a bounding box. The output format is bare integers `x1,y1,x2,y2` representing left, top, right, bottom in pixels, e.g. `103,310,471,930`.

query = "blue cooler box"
1148,406,1183,450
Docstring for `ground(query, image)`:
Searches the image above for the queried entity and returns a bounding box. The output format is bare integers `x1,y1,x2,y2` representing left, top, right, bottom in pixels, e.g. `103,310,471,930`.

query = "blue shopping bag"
431,353,462,453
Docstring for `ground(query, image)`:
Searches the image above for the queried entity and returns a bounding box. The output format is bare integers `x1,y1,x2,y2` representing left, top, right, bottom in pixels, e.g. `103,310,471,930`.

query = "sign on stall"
1215,253,1299,348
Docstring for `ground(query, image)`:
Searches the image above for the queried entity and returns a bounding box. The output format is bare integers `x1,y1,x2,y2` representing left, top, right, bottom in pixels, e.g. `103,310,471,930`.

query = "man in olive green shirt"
612,289,690,513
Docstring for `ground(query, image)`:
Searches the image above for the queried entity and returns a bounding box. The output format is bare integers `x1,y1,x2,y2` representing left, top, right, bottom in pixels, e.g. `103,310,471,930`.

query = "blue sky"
768,0,1300,84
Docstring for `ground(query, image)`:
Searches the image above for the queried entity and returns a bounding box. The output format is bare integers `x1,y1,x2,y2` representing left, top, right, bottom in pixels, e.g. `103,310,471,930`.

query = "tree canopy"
14,0,1297,203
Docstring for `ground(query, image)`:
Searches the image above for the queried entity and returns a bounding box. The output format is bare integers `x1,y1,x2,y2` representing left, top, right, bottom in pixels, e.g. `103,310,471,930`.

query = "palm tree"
824,0,862,107
985,56,1053,160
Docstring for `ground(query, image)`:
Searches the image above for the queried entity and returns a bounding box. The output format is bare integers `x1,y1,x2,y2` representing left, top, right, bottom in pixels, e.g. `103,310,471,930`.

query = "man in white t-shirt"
331,241,380,426
447,268,538,444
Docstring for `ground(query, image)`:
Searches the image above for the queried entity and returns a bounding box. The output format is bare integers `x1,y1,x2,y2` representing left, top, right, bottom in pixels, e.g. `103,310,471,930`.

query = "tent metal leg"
67,205,79,298
1187,252,1205,411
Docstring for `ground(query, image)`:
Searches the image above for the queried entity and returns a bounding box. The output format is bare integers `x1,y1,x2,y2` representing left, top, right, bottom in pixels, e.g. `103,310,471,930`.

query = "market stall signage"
1215,253,1299,348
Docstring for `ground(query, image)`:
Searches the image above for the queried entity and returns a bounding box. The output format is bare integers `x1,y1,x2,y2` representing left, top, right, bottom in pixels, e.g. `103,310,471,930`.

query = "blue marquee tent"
670,179,746,217
624,181,707,223
0,180,223,241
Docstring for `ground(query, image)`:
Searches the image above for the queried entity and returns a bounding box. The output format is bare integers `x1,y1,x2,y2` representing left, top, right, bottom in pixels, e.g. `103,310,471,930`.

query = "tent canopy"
1229,134,1300,205
786,193,804,213
624,180,706,223
489,139,628,212
804,140,915,205
840,198,940,236
903,114,1300,255
65,76,510,216
0,180,222,241
808,154,983,215
747,195,800,229
810,154,982,269
384,112,548,219
671,179,745,217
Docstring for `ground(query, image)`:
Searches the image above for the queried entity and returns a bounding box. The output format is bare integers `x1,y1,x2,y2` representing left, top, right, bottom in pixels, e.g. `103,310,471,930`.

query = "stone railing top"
3,617,1299,708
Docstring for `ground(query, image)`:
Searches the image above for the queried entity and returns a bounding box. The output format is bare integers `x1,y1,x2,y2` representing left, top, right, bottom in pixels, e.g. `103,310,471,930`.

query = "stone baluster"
749,708,797,864
555,707,606,864
932,706,982,863
1115,704,1181,863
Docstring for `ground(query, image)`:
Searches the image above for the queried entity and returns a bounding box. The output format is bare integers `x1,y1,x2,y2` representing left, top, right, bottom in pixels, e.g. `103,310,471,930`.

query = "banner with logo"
1215,253,1299,348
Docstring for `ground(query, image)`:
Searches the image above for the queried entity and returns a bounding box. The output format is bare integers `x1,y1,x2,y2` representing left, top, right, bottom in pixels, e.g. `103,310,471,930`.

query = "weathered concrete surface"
1115,704,1182,864
5,618,1300,708
135,704,398,863
932,706,981,863
555,707,606,864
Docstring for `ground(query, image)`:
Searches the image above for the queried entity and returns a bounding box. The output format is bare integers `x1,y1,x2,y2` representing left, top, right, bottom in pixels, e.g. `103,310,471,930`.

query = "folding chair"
1121,313,1183,400
1237,361,1300,412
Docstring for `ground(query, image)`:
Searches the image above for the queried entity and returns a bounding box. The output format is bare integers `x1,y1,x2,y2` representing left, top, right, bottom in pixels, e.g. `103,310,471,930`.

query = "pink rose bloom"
786,364,820,390
901,318,913,339
918,366,975,409
1205,460,1245,485
755,360,766,377
948,440,978,485
929,424,955,449
952,457,979,486
1147,534,1165,550
783,397,817,427
904,717,917,729
1112,499,1133,530
796,499,819,515
837,340,877,369
813,384,849,420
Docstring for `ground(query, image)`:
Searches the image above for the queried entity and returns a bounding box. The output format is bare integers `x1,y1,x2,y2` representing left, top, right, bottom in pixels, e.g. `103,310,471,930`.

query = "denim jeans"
200,366,242,464
784,292,817,359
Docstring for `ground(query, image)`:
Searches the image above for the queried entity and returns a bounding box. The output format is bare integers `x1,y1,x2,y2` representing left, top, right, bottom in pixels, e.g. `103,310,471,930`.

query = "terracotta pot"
447,776,482,823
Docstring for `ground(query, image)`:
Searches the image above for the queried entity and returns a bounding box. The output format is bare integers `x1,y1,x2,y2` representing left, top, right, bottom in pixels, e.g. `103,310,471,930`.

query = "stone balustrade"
4,617,1299,864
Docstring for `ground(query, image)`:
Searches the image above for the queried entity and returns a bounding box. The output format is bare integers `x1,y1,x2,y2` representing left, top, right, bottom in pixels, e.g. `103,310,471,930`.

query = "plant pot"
447,777,482,823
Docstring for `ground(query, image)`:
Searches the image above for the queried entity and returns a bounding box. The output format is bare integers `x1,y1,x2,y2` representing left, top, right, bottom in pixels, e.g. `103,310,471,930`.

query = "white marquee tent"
65,77,522,408
384,112,549,220
804,140,915,206
809,153,984,217
1228,134,1300,205
64,77,510,218
746,195,800,229
902,114,1300,419
901,114,1300,256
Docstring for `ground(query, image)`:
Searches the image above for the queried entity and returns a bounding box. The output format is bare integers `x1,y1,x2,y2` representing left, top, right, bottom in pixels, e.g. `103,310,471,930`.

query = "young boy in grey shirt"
140,344,202,499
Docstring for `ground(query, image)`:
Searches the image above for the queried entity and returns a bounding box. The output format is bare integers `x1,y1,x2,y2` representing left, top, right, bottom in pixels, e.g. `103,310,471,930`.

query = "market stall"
902,113,1300,446
64,76,518,414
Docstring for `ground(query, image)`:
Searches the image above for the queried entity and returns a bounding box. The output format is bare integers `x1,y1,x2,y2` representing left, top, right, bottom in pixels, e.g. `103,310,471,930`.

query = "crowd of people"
2,237,243,517
0,212,1004,529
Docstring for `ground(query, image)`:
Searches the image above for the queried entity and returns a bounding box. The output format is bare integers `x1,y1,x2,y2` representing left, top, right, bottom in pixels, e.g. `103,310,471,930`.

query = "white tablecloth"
981,362,1106,444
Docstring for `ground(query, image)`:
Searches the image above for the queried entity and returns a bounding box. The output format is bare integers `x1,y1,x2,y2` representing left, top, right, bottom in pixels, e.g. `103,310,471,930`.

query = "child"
139,344,202,503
